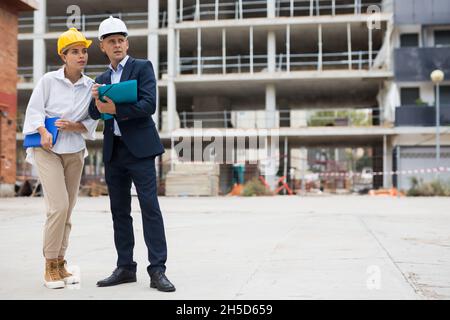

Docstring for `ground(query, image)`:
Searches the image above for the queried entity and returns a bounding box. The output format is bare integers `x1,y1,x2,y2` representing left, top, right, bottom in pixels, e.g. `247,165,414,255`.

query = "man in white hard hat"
89,16,175,292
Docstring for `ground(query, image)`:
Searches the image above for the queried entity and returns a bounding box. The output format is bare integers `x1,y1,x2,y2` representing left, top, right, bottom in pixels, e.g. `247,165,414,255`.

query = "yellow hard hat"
57,27,92,55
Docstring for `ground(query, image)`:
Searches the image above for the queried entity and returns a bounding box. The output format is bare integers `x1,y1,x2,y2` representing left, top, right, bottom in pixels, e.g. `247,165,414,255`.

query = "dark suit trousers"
105,135,167,276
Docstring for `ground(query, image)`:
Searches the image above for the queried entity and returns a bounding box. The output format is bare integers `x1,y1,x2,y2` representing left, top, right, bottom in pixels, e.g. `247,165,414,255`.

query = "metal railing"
19,11,168,33
18,65,106,84
16,115,24,134
177,0,386,22
276,0,385,17
21,49,377,85
178,0,267,21
160,50,379,75
279,50,378,71
16,107,381,134
178,53,268,74
46,12,149,32
18,16,34,33
18,0,391,34
17,66,34,83
174,108,381,129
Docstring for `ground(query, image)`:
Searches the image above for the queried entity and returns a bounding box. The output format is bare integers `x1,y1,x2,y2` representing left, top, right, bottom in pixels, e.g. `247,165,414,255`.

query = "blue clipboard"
98,80,138,120
23,117,60,148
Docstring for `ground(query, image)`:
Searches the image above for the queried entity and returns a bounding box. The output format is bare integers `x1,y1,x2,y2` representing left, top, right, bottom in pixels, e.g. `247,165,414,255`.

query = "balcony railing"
18,16,34,33
18,0,391,34
177,0,387,22
17,66,33,83
278,50,377,71
46,12,149,33
160,50,378,75
395,105,450,127
17,108,381,135
19,11,168,34
394,0,450,25
394,47,450,82
18,65,108,84
20,63,171,85
172,108,381,130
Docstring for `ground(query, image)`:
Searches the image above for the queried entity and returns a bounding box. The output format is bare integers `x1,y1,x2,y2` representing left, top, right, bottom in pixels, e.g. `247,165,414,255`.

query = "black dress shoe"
150,271,176,292
97,268,137,287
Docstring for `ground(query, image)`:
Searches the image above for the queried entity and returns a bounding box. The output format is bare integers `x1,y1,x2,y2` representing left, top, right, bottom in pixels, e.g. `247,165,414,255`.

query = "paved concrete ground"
0,195,449,300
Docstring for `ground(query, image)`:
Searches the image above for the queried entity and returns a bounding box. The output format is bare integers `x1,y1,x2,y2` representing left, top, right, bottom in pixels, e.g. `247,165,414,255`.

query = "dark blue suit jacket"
89,57,165,163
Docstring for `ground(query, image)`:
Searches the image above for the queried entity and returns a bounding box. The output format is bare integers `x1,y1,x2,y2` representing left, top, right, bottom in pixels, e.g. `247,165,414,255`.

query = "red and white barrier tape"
317,167,450,178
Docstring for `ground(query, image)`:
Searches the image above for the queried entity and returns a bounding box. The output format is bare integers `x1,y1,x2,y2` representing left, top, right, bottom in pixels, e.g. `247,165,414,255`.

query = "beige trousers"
34,148,84,259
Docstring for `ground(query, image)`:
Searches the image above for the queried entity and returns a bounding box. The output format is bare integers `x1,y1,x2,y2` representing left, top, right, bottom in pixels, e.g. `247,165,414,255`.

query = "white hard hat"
98,16,128,40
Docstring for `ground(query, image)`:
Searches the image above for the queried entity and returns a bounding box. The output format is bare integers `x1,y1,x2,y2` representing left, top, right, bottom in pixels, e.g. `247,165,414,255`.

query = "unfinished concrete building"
15,0,450,194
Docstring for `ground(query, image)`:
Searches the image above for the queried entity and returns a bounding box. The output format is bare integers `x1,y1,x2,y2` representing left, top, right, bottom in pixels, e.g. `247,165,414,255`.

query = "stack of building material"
165,162,220,196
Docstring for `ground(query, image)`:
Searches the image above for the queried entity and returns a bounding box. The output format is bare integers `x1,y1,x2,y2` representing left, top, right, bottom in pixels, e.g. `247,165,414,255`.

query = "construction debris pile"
165,162,220,196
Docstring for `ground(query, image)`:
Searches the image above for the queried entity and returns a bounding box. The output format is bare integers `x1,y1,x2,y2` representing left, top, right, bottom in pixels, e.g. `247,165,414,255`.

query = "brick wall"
0,1,18,195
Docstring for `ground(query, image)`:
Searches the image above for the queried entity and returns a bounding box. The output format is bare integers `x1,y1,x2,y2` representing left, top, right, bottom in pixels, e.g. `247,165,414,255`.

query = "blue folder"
98,80,138,120
23,117,60,148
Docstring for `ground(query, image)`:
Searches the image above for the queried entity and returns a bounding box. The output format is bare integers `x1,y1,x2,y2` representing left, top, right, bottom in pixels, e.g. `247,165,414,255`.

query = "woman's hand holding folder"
37,127,53,150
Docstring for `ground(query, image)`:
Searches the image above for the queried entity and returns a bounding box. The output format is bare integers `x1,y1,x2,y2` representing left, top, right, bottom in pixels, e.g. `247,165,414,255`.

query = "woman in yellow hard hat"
22,28,98,289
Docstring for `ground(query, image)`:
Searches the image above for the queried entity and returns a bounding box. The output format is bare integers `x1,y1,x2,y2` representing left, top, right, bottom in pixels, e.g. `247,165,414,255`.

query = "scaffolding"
19,11,165,33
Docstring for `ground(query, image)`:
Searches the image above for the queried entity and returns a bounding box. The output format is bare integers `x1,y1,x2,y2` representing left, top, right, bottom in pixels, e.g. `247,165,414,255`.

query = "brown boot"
58,259,79,284
44,259,65,289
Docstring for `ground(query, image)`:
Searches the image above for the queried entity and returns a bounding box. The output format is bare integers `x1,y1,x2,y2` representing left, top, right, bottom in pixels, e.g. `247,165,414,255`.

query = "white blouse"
22,67,99,164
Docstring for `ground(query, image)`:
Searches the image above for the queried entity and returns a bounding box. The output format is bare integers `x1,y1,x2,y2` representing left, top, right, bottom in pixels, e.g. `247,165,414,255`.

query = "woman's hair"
60,50,68,63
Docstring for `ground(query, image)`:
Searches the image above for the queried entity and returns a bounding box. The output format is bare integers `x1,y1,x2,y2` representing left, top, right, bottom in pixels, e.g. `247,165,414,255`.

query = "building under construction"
14,0,450,195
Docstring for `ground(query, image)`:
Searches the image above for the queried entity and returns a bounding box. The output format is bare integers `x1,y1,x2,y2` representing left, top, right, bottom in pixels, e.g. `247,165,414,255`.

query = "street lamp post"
430,70,445,176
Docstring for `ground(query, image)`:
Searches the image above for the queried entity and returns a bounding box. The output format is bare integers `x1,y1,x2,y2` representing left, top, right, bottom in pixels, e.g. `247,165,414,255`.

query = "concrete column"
33,0,46,85
222,28,226,74
267,0,277,73
148,0,160,178
267,31,276,73
318,24,323,71
148,0,159,129
368,24,373,69
286,24,290,72
197,28,201,75
385,20,393,71
167,0,177,133
265,84,276,128
267,0,276,18
249,26,253,74
347,23,352,70
264,82,277,187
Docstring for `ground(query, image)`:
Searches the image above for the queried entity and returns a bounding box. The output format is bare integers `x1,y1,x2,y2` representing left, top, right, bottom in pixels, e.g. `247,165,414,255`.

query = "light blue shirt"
109,55,130,136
